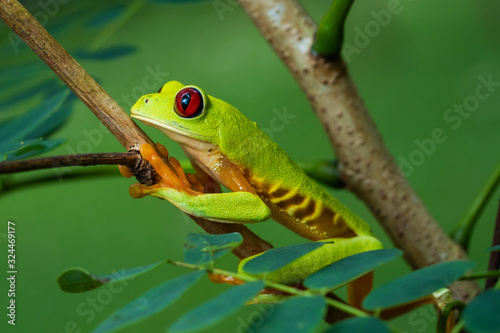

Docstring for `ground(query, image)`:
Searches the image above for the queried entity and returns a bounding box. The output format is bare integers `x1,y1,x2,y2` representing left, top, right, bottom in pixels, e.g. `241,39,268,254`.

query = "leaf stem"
461,270,500,281
451,160,500,250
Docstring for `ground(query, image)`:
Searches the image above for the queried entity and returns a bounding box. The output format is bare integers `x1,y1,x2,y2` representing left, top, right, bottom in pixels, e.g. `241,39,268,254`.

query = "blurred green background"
1,0,500,332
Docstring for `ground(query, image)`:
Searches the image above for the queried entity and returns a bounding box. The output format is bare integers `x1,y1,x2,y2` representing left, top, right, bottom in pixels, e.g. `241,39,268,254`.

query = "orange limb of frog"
347,271,373,309
129,143,202,198
118,165,132,178
208,272,245,285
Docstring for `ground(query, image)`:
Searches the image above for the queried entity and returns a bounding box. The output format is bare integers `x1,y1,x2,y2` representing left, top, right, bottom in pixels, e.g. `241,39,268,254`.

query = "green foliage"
169,281,265,333
54,230,500,333
252,296,327,333
487,245,500,252
57,267,105,293
324,317,390,333
463,289,500,333
74,45,138,60
304,249,402,292
93,271,205,333
242,242,327,274
57,261,164,293
363,261,475,310
183,232,243,267
0,89,71,161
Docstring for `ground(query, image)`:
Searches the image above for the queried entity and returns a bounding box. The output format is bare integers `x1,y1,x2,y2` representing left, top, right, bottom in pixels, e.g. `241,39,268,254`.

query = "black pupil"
181,93,191,110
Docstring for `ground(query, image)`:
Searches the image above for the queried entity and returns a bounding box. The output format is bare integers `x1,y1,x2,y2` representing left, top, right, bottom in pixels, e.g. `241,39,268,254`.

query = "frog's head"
131,81,222,146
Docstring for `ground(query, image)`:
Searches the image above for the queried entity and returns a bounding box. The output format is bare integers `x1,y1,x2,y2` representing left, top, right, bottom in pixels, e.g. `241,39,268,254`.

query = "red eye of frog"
174,87,204,118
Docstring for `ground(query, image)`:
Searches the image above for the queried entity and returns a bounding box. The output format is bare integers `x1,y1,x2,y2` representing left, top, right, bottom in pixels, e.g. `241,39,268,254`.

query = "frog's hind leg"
347,271,373,309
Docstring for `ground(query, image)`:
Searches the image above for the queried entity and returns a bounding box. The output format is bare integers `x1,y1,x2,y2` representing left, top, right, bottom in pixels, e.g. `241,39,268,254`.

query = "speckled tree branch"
238,0,479,300
0,0,272,260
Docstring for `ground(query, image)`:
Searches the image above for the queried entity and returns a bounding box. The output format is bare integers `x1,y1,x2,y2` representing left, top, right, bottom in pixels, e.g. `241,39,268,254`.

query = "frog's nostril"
144,98,150,105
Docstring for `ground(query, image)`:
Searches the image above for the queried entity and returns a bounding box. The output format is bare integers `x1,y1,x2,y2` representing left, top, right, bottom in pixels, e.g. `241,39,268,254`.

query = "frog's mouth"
131,114,209,142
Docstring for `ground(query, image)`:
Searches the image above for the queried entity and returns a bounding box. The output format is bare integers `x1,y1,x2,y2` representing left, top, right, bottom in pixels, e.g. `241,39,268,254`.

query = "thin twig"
0,152,139,174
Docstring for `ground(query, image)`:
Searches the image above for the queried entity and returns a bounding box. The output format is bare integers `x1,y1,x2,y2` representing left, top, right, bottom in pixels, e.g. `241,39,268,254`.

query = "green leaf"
253,296,327,333
486,245,500,252
324,317,390,333
363,261,475,310
304,249,402,291
243,242,327,274
75,45,137,60
1,89,70,142
57,268,105,293
0,63,49,86
0,78,55,110
86,6,124,28
168,280,265,333
6,138,65,161
93,271,205,333
183,232,243,266
58,261,164,293
463,289,500,333
95,261,165,283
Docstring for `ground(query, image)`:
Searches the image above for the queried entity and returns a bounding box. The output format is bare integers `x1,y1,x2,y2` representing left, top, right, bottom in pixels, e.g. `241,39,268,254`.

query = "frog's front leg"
129,143,271,223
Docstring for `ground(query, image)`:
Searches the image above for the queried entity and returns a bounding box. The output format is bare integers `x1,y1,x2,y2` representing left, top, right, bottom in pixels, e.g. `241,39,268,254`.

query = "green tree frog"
129,81,382,307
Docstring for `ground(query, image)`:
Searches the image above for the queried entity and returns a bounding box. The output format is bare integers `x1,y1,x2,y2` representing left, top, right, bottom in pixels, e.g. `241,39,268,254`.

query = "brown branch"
238,0,479,300
0,152,140,174
485,198,500,289
0,0,271,260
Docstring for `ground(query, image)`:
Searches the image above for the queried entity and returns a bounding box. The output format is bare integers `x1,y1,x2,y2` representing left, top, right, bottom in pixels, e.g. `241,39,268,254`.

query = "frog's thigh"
150,187,271,223
239,236,383,285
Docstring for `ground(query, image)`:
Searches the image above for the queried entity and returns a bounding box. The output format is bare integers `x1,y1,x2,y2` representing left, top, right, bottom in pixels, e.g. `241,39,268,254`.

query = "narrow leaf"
363,261,475,310
75,45,137,60
2,89,69,141
463,289,500,333
324,317,390,333
58,261,164,293
169,280,265,333
86,6,124,28
24,101,73,140
0,78,55,110
0,62,48,86
486,245,500,252
253,296,327,333
93,271,205,333
304,249,403,291
6,138,65,161
57,268,105,293
243,242,327,274
183,232,243,266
